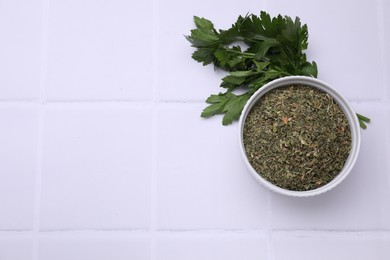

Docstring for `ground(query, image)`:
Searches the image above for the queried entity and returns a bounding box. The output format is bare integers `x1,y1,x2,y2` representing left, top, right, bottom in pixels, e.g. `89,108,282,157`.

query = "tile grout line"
0,99,205,106
150,0,160,258
0,98,386,106
271,230,390,238
32,0,50,258
150,85,158,258
0,228,386,235
386,103,390,218
31,109,44,259
265,191,275,260
377,0,390,219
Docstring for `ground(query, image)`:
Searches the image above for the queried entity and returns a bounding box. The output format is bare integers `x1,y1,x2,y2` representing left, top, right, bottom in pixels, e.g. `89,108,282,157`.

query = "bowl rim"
238,76,361,197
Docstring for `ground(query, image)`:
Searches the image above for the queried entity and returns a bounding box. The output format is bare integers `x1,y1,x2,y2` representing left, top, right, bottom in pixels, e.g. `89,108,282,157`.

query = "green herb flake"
243,85,352,191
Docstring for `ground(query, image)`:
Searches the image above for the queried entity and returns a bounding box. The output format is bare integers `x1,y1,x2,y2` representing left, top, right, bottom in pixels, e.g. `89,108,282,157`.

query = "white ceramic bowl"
239,76,361,197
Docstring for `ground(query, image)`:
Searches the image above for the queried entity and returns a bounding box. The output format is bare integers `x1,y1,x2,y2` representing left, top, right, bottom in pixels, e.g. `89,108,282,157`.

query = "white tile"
270,104,390,230
383,0,390,99
156,104,267,230
40,106,152,230
274,235,390,260
0,107,38,230
156,234,267,260
266,0,384,100
0,235,33,260
156,0,265,101
46,0,153,101
385,104,390,228
38,235,150,260
0,0,42,100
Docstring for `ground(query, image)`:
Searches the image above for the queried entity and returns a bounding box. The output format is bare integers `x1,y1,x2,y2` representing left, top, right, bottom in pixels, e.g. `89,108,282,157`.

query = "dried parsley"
243,85,352,191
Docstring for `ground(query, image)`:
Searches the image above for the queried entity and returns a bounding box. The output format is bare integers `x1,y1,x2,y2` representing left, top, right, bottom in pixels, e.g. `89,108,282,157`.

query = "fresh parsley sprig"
186,11,370,128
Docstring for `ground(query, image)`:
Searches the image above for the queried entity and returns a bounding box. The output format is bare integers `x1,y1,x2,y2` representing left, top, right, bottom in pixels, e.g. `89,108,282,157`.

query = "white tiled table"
0,0,389,259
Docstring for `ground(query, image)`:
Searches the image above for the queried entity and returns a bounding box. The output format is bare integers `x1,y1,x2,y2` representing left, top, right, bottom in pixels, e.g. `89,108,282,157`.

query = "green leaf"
221,75,246,85
247,38,279,60
218,26,240,43
357,113,371,123
221,70,259,88
201,101,228,118
259,11,272,30
229,70,259,77
185,16,220,48
250,35,279,43
222,93,251,125
205,93,225,104
253,44,273,60
301,61,318,77
190,28,219,43
220,81,236,90
201,92,230,117
311,61,318,78
213,46,250,70
357,113,371,129
358,118,367,129
214,48,232,66
191,48,215,65
201,92,251,125
194,16,215,30
253,61,270,71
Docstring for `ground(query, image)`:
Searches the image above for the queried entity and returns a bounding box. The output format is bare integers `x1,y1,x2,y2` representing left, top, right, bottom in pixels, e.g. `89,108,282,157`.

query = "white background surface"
0,0,389,259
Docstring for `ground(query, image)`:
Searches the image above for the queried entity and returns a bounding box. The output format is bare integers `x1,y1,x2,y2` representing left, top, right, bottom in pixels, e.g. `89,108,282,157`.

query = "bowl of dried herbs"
239,76,361,197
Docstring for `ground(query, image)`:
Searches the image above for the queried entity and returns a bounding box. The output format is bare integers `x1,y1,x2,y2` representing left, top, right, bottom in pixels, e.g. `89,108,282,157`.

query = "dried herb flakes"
243,85,352,191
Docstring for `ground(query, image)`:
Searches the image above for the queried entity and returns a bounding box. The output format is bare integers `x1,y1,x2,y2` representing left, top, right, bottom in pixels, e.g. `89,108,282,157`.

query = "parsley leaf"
186,11,369,128
201,92,251,125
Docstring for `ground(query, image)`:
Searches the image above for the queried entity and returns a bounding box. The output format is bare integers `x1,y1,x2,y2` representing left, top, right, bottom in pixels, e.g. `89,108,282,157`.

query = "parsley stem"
357,113,371,123
358,118,367,129
357,113,370,129
226,49,255,57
